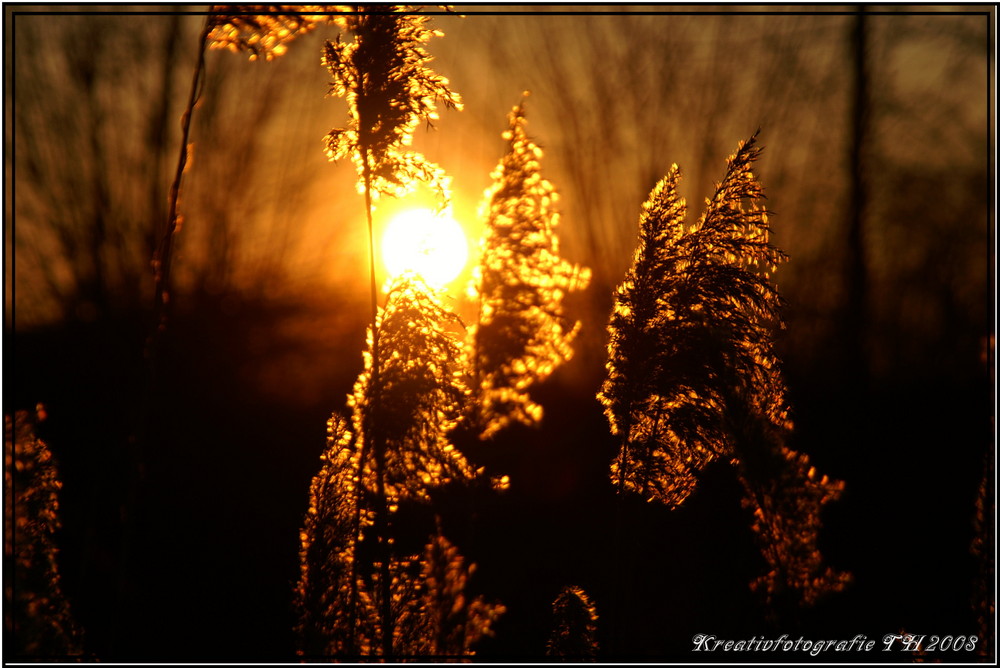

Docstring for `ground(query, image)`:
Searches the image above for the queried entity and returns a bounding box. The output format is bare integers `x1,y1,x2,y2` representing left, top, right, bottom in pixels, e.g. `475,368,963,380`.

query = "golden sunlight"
382,208,469,288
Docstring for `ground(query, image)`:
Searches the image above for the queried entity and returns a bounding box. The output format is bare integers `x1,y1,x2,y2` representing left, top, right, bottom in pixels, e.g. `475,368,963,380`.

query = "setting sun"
382,208,469,288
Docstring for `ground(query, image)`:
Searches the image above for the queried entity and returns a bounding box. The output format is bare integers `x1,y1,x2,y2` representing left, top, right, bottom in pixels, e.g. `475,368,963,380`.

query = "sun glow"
382,208,469,288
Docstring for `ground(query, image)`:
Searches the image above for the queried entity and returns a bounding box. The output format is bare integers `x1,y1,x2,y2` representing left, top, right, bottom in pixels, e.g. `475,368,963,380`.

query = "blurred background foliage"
7,4,992,661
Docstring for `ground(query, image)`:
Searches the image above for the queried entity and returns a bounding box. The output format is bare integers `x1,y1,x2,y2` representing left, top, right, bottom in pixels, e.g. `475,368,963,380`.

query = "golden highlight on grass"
468,98,591,439
601,132,847,609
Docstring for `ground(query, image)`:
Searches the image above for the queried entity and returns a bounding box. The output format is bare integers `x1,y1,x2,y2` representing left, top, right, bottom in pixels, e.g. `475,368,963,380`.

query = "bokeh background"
7,4,994,661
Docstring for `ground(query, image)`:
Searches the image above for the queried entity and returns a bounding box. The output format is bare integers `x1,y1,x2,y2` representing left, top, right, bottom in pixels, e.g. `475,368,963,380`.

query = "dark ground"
7,279,992,662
